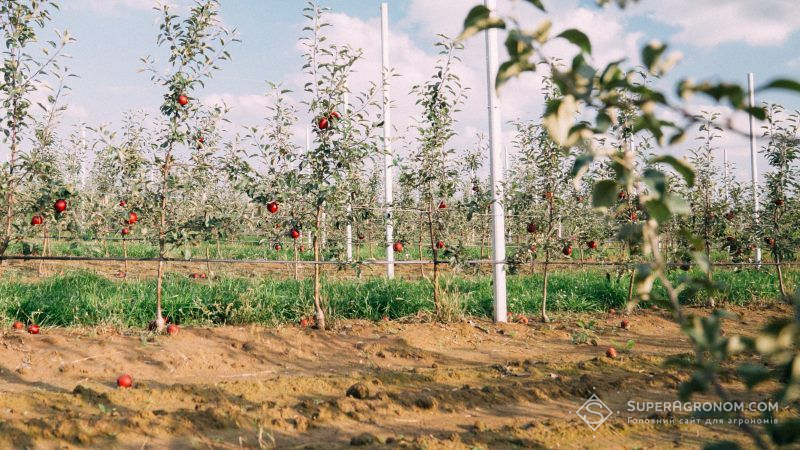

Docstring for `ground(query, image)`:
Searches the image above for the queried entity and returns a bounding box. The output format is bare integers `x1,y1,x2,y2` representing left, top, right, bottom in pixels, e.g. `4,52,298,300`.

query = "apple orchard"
0,0,799,448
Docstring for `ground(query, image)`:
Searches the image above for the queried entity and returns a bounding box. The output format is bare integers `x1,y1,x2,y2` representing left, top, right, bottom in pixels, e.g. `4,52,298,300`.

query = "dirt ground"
0,305,795,449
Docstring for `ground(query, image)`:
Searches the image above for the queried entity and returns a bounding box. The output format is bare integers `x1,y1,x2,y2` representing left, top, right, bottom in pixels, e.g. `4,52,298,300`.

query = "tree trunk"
205,246,212,280
153,143,172,332
313,206,326,330
38,224,48,277
776,256,788,300
541,259,550,323
426,207,440,318
0,100,19,260
294,241,299,281
123,237,128,276
418,215,425,278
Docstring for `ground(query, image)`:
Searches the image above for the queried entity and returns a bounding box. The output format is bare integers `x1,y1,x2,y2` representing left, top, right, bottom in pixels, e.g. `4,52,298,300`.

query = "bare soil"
0,305,795,449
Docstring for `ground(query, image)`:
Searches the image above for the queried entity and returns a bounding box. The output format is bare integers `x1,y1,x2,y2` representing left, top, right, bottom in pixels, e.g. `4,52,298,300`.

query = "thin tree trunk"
418,215,425,278
776,256,788,300
38,224,48,277
153,142,172,332
205,246,212,280
0,99,18,260
294,241,299,281
123,237,128,276
541,259,550,323
313,205,326,330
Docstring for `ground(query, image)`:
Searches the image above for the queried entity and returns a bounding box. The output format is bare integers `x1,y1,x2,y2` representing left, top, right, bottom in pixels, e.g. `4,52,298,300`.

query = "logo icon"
575,393,613,431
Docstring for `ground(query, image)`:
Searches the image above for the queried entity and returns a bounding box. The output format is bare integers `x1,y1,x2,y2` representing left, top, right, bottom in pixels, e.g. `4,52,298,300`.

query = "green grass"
0,267,793,328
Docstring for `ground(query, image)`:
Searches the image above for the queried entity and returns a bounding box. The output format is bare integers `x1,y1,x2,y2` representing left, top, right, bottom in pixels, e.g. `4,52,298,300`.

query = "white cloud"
637,0,800,47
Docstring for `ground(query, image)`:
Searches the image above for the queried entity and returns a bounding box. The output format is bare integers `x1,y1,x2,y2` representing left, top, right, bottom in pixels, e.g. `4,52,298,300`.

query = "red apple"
178,94,189,106
274,244,282,251
764,237,775,247
12,321,24,331
121,228,130,236
30,215,43,226
393,242,403,253
517,314,529,325
128,212,138,224
436,240,445,249
117,374,133,388
621,319,630,330
382,315,389,322
357,234,365,240
438,201,447,209
318,117,329,130
119,200,127,207
200,273,207,279
544,191,554,200
606,347,617,359
630,212,638,222
166,324,179,336
586,240,597,249
54,199,67,213
618,191,627,200
267,202,279,214
290,229,300,240
562,245,572,256
527,222,538,233
197,136,205,144
299,317,309,328
27,324,40,334
774,198,784,206
330,111,341,120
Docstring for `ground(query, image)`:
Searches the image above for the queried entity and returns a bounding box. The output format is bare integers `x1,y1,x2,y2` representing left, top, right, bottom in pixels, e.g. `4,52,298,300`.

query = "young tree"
401,37,466,316
298,1,376,329
0,0,72,259
760,104,799,299
141,0,237,331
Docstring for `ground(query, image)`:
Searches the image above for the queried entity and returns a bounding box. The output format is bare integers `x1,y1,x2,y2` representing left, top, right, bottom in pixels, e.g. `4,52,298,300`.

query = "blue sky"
44,0,800,180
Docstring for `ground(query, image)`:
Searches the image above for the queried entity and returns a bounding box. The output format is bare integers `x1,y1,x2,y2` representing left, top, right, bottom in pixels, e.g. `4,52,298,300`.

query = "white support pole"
748,73,761,265
381,3,395,279
344,91,353,261
485,0,507,323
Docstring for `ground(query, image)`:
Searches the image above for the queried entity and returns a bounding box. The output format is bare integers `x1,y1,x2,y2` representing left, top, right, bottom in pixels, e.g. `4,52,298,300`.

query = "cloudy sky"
46,0,800,181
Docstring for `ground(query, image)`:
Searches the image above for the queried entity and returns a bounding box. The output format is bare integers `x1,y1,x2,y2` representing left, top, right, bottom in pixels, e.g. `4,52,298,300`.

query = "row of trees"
0,1,798,326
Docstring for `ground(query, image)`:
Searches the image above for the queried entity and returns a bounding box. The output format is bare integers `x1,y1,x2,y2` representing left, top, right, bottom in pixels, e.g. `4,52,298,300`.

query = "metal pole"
381,3,395,279
485,0,507,323
344,90,353,261
748,73,761,265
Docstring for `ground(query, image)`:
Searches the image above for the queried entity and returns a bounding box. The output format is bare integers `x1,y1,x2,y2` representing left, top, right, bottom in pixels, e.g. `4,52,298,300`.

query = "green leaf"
523,0,546,12
736,364,772,389
642,41,666,74
592,179,618,208
459,5,506,41
497,59,537,90
557,29,591,54
704,442,741,450
542,94,578,145
757,78,800,94
570,154,594,180
650,155,695,187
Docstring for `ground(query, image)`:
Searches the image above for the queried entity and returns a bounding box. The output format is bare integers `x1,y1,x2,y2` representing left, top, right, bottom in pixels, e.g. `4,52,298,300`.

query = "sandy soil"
0,305,795,449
